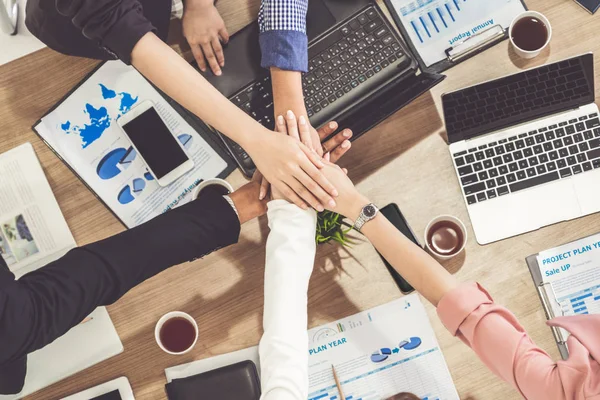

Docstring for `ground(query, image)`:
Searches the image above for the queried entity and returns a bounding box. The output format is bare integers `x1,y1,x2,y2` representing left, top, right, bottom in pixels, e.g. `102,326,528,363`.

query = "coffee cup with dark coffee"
424,215,467,260
155,311,199,355
192,178,234,200
509,11,552,59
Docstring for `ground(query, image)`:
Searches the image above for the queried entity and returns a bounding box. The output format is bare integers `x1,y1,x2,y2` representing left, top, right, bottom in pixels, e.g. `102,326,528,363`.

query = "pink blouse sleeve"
436,282,599,400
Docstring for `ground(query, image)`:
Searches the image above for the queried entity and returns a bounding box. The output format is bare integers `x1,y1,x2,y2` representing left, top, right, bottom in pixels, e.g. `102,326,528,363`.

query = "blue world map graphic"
61,84,138,148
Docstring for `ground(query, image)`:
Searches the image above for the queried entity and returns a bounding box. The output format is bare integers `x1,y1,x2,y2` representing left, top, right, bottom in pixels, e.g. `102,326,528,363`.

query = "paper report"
388,0,524,66
34,61,228,228
537,233,600,319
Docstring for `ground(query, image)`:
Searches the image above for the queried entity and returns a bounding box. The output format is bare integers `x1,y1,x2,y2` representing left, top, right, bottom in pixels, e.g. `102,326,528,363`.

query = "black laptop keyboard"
302,8,404,117
454,113,600,205
444,57,592,138
223,6,406,172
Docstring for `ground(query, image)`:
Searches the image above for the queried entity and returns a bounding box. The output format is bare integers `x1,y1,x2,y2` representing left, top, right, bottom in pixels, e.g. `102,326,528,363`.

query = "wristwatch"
353,203,379,232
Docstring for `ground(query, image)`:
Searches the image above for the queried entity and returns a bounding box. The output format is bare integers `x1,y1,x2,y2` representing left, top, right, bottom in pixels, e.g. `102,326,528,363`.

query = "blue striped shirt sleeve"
258,0,309,72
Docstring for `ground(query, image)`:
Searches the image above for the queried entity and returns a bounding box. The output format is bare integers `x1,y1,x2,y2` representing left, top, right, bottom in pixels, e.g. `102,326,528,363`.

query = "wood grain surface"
0,0,598,398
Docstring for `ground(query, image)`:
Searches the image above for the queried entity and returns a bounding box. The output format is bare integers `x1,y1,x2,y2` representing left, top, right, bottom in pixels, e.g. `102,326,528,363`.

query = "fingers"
297,150,338,198
192,45,207,72
300,144,324,169
284,110,301,141
294,168,335,210
218,27,230,44
201,42,221,76
287,177,325,212
298,115,313,149
211,37,225,68
259,176,270,200
275,115,287,134
318,121,339,141
276,181,308,210
329,139,352,163
322,128,352,160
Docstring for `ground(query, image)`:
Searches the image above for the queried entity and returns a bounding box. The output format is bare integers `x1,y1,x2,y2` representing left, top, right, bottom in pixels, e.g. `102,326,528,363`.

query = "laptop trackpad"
307,0,337,41
468,179,580,244
572,168,600,214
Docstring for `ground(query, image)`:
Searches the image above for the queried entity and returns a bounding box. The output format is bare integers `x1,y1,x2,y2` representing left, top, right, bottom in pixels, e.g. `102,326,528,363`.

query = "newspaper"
0,143,74,276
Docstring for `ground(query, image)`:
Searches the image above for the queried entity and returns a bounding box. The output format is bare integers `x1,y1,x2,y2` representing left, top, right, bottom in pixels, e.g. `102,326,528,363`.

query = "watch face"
363,204,377,218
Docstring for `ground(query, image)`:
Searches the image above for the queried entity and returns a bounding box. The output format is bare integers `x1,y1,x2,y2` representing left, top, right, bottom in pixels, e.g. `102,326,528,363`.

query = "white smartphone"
118,100,194,187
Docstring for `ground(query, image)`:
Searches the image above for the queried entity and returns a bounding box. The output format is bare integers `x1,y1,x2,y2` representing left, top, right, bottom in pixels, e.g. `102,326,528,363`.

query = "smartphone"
377,203,418,294
573,0,600,13
118,100,194,186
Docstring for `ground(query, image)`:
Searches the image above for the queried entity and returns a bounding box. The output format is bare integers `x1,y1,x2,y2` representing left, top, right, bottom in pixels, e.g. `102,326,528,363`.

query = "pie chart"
399,337,422,350
178,134,193,150
97,148,134,180
117,185,135,204
132,178,146,193
370,348,392,363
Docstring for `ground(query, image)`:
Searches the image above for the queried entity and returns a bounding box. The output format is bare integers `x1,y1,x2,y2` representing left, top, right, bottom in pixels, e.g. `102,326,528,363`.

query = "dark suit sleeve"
54,0,156,63
0,191,240,382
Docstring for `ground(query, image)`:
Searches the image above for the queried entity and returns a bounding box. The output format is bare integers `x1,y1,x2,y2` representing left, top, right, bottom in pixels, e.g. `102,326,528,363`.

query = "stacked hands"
258,110,359,216
180,1,352,215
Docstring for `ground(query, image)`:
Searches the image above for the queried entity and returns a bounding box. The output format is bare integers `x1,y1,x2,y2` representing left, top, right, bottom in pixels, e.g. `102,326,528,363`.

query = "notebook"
0,143,123,400
526,232,600,359
32,61,236,229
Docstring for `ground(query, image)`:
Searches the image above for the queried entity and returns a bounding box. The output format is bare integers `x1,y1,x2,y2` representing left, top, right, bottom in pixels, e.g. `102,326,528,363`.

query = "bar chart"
401,0,466,44
559,283,600,316
388,0,525,66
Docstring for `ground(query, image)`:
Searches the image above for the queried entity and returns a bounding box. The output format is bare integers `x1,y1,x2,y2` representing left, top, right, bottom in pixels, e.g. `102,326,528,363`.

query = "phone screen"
575,0,600,13
121,107,189,179
378,204,418,294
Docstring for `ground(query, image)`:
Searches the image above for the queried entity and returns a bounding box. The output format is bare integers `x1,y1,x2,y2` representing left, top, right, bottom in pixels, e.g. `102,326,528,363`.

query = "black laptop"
197,0,444,176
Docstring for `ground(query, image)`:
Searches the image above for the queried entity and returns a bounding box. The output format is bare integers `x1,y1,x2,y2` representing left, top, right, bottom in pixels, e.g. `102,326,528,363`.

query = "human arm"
0,183,269,393
50,1,337,212
259,199,317,400
319,162,599,400
130,32,338,212
258,0,320,151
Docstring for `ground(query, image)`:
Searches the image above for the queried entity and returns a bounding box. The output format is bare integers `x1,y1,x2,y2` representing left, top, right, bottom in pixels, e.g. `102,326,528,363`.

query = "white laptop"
442,54,600,244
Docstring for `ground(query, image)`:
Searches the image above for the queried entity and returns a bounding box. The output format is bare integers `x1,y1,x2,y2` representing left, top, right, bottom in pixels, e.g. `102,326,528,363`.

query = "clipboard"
526,254,570,360
383,0,528,73
31,61,237,229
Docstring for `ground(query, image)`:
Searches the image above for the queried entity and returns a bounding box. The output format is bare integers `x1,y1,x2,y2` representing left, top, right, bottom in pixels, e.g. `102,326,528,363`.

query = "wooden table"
1,0,598,398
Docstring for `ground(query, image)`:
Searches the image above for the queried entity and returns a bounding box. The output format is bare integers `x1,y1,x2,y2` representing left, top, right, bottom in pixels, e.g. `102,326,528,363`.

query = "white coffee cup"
424,215,467,260
155,311,199,355
192,178,233,200
0,0,18,35
509,11,552,59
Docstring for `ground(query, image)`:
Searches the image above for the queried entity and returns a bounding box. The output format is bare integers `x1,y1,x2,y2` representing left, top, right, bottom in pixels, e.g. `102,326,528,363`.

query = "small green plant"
316,211,354,246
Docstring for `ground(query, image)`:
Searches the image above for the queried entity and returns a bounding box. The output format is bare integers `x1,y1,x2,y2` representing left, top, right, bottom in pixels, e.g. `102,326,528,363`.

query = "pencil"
331,364,345,399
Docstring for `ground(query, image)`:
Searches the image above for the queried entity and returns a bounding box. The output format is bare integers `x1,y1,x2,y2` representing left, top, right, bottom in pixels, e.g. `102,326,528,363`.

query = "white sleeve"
259,199,317,400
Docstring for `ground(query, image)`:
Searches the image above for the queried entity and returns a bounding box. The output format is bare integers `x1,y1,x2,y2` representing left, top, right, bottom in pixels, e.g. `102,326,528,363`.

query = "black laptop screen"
442,54,595,143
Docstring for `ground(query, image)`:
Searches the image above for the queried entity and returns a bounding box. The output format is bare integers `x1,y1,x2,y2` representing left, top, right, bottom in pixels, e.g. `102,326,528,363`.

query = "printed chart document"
34,61,229,228
166,295,458,400
537,233,600,322
387,0,524,66
0,143,123,400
